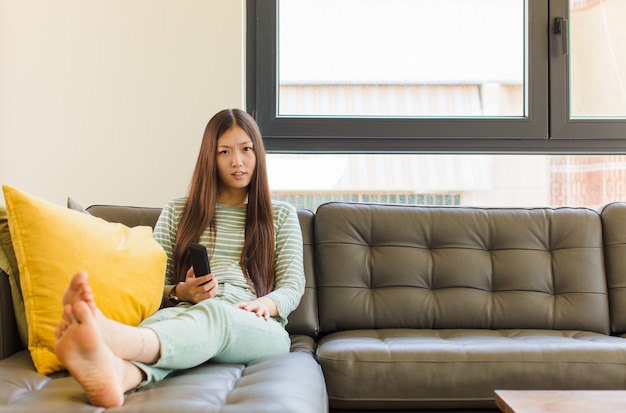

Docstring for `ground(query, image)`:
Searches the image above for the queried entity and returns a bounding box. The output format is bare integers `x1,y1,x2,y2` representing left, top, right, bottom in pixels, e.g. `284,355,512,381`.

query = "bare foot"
60,272,160,363
55,300,126,407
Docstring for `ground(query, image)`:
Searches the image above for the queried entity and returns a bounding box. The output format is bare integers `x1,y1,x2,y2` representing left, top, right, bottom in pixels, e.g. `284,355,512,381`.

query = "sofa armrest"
0,270,21,360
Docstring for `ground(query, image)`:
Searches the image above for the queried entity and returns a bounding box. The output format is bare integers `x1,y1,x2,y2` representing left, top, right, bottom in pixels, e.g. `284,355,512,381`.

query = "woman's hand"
235,297,277,320
177,267,219,304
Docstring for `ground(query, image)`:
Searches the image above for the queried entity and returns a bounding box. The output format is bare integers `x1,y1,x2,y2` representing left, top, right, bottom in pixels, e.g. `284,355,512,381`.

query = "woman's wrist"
167,282,184,305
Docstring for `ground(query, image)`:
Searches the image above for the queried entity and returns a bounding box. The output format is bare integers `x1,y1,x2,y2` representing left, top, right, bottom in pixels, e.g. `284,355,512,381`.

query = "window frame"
549,0,626,140
247,0,626,153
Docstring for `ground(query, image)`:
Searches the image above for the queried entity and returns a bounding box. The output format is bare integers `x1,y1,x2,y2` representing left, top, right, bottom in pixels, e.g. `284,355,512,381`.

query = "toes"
68,272,89,293
55,321,68,340
63,272,97,313
82,285,96,312
72,300,93,324
62,304,76,325
73,271,89,285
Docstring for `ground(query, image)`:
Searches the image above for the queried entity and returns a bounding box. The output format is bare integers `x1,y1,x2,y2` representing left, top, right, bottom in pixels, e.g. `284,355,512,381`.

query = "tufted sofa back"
599,202,626,335
4,199,626,362
314,202,610,335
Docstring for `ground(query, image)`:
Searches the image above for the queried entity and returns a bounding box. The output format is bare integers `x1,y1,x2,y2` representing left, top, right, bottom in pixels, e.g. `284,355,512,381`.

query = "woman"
54,109,305,408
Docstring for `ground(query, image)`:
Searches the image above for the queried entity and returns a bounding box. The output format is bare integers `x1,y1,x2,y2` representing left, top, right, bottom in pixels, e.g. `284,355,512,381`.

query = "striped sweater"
153,198,305,326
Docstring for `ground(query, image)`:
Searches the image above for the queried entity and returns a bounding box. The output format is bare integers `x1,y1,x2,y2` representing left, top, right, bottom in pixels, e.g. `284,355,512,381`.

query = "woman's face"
216,125,257,195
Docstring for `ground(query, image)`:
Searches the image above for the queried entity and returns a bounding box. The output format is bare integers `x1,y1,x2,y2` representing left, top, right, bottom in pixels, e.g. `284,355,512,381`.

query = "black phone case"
189,242,211,276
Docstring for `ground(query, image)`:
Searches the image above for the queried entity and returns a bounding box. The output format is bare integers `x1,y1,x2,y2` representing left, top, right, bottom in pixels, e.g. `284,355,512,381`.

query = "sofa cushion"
2,185,166,375
317,328,626,410
315,202,610,335
0,207,17,279
0,349,328,413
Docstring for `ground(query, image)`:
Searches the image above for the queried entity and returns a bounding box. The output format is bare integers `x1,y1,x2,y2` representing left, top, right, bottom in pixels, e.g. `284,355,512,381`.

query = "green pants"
133,299,290,385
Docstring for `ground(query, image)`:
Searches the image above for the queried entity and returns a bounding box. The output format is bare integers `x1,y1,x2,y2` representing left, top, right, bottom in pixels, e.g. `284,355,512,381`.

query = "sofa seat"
317,328,626,410
0,346,327,413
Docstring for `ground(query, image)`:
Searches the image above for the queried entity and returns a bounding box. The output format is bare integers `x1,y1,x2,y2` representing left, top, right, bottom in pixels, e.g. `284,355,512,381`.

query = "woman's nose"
232,153,242,166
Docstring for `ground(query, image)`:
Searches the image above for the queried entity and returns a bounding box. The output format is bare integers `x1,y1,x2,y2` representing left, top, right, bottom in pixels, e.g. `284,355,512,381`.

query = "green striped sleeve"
266,201,305,324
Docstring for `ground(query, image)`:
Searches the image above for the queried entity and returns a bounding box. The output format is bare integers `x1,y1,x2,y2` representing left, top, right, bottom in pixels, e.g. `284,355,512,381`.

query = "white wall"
0,0,245,207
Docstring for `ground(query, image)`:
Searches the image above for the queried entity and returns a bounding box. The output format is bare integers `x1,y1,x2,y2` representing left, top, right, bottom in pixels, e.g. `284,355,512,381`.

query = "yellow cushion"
2,185,166,375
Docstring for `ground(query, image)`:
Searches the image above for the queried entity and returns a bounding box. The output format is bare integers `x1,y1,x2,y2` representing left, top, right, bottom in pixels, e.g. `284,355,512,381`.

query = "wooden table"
495,390,626,412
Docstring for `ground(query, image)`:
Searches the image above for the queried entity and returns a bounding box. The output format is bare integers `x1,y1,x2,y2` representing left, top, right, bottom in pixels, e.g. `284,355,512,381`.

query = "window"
266,153,626,210
248,0,626,152
550,0,626,138
248,1,626,210
278,1,526,119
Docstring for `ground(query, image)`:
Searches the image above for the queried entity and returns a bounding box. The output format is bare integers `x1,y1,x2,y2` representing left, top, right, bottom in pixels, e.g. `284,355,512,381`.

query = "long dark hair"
171,109,275,297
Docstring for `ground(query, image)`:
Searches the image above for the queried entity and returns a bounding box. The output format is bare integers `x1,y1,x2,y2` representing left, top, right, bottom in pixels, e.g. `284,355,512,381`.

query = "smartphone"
188,242,211,277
